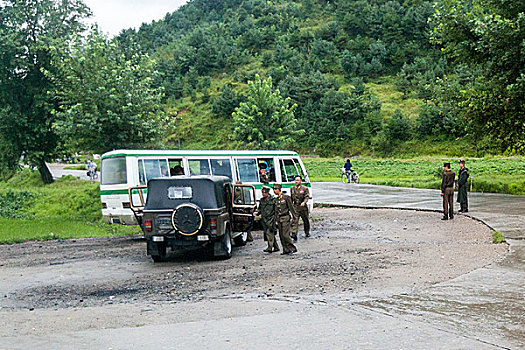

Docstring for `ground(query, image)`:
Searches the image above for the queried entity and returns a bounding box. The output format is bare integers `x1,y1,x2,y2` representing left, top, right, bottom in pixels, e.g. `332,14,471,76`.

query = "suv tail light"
210,217,217,230
101,202,107,209
144,219,152,231
122,202,131,208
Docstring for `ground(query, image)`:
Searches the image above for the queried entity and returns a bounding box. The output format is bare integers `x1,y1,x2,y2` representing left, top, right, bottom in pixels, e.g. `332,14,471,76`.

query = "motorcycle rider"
343,159,353,183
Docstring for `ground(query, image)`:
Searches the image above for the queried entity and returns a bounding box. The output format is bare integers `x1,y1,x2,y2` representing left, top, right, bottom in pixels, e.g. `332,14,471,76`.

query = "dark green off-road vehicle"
129,176,256,261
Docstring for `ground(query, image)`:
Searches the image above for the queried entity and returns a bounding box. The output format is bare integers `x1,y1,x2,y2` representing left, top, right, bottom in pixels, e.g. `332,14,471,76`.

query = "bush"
0,190,33,219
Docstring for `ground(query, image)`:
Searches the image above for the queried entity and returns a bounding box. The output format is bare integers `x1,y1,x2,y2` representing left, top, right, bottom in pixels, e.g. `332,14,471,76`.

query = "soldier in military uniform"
254,186,279,253
457,160,469,213
272,183,297,255
291,176,310,240
441,162,456,220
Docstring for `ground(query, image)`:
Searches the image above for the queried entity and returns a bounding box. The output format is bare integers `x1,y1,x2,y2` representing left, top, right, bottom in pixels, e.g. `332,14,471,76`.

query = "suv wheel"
215,229,232,260
151,243,167,262
233,231,248,246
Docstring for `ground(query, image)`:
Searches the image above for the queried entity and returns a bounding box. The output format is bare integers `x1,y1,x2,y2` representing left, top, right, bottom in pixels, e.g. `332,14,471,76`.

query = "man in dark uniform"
273,183,297,255
291,175,310,240
441,162,456,220
254,186,279,253
457,160,469,213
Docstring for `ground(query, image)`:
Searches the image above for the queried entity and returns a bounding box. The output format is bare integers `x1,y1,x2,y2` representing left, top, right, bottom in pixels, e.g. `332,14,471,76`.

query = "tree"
47,30,166,154
0,0,90,183
232,75,302,149
432,0,525,151
212,84,244,118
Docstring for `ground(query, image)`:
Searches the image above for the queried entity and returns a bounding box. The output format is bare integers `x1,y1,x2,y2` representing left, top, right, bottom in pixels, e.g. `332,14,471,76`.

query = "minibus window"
211,159,232,179
168,159,184,176
144,159,168,181
189,159,211,175
101,157,127,185
293,159,307,181
236,158,258,183
282,159,300,182
257,158,276,182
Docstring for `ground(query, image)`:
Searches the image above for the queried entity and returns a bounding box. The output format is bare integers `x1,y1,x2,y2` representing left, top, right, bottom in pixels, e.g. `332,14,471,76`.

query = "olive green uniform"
275,194,297,254
441,169,456,219
291,185,310,238
258,195,279,251
457,167,469,212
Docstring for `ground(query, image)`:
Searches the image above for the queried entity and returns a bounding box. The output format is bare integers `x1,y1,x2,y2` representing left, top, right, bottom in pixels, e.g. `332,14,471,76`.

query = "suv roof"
145,176,231,210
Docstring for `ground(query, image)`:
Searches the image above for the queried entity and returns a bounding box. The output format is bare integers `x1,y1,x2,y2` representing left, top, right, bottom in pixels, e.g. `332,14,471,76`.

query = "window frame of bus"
257,157,276,182
210,158,233,180
101,157,127,185
138,158,169,185
280,157,302,182
234,157,259,183
187,157,234,180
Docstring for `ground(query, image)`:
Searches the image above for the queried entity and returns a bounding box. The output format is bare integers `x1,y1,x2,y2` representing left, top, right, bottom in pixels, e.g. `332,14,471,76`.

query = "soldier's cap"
272,183,282,189
459,159,465,164
444,162,451,168
261,186,271,193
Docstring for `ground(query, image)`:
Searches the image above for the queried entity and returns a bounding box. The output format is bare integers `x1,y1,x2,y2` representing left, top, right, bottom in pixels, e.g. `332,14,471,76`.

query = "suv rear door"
231,184,256,232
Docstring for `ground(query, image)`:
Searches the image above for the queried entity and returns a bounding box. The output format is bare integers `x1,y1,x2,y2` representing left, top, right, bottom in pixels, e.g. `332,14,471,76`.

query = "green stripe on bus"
102,153,298,159
100,189,130,195
100,183,310,196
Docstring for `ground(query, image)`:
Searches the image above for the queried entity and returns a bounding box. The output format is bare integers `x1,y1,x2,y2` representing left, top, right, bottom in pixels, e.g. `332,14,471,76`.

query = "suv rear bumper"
146,233,218,254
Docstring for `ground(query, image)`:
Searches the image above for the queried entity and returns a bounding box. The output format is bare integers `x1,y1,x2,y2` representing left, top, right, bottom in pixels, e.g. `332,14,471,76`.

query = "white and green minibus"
100,149,312,225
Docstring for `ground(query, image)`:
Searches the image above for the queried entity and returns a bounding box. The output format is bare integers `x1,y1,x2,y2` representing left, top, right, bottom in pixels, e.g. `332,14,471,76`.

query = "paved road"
312,182,525,239
48,163,98,182
23,177,521,349
312,182,524,349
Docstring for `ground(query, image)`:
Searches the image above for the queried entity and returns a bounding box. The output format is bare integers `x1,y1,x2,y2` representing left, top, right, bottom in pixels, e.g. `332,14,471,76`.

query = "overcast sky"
83,0,189,36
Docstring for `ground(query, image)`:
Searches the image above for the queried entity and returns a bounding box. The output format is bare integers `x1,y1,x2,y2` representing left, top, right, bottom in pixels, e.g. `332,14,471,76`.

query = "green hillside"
1,0,522,185
115,0,474,156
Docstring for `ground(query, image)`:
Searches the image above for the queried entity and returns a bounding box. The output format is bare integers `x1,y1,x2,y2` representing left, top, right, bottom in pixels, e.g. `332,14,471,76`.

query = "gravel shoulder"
0,208,507,339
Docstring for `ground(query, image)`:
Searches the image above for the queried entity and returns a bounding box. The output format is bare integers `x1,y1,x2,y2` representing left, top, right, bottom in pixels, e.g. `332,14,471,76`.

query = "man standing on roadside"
254,186,279,253
273,183,297,255
291,175,310,240
457,160,469,213
441,162,455,220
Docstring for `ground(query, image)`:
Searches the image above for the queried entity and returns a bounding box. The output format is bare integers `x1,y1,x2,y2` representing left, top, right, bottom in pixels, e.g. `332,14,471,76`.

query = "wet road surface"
313,182,525,349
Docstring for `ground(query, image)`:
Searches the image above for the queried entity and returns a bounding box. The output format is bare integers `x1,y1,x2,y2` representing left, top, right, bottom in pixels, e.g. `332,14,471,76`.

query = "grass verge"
0,169,140,244
0,218,140,244
303,156,525,195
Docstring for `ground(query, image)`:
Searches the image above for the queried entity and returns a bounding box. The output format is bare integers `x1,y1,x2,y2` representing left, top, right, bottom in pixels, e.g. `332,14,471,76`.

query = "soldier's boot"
463,203,468,213
449,213,454,219
263,248,273,253
247,231,253,242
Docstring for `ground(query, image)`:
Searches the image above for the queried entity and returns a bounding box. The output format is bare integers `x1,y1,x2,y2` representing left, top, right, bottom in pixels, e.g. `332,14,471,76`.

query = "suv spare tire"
171,203,204,236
